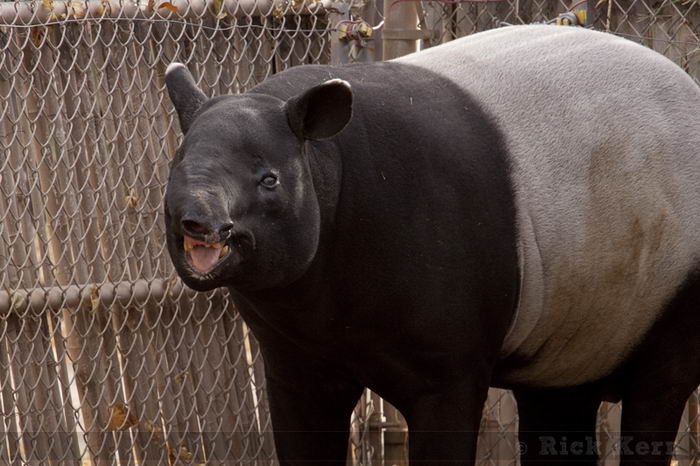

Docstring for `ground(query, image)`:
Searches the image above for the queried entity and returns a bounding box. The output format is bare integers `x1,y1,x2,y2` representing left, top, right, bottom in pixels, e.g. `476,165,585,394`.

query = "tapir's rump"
399,25,700,386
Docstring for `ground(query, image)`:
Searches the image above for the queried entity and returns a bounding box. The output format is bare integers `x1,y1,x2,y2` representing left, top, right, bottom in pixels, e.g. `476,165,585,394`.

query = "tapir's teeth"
220,245,229,258
198,242,222,249
183,236,223,251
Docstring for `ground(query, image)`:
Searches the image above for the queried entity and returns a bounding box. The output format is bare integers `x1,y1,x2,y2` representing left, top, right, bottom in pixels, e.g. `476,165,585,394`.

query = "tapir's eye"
260,173,279,189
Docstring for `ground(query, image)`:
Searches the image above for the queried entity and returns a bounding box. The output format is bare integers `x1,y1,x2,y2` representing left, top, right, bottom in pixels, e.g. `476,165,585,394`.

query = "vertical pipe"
382,0,418,59
688,391,699,465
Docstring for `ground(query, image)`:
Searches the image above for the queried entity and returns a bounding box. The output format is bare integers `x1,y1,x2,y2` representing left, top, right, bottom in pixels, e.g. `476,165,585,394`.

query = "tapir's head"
163,63,352,291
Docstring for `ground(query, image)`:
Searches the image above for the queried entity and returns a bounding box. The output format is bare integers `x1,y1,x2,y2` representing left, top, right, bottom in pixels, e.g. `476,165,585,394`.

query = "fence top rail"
0,0,327,25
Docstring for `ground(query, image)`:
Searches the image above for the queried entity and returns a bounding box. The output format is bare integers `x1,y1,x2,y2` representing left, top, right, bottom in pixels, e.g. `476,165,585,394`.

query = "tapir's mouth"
183,235,232,275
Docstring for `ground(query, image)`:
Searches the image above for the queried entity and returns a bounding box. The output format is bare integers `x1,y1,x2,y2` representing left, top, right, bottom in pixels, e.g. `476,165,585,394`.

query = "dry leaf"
30,27,46,48
272,5,285,18
158,2,179,11
125,188,140,209
89,285,100,313
166,273,179,298
212,0,225,15
148,0,156,9
175,371,189,383
10,290,27,313
142,420,163,440
177,446,194,462
168,444,194,463
68,0,87,19
142,420,162,433
126,308,140,330
42,0,54,11
101,0,112,15
108,404,139,431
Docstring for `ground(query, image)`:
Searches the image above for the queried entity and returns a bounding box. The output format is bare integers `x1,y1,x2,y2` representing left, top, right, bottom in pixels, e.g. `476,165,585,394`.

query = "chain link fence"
0,1,332,464
416,0,700,83
0,0,697,465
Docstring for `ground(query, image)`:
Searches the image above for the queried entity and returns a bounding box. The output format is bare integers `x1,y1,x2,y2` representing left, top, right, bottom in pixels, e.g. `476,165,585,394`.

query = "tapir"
163,25,700,465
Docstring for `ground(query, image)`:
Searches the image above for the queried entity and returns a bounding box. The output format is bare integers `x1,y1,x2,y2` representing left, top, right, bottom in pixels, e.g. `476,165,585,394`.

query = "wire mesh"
0,0,698,465
417,0,700,84
0,1,331,464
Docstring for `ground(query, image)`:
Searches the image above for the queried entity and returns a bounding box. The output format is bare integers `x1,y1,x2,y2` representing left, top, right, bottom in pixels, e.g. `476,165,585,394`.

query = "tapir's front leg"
262,347,364,466
403,378,491,465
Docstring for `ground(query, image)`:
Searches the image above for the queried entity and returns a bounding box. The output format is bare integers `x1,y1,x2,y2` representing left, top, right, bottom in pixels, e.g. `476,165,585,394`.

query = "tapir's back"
398,25,700,387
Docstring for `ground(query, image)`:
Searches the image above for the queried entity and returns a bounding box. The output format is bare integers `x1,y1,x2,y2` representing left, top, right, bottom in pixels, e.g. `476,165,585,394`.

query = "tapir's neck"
227,239,339,351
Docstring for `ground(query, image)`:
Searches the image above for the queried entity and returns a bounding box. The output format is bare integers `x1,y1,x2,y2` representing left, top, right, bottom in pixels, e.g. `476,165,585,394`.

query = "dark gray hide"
163,26,700,465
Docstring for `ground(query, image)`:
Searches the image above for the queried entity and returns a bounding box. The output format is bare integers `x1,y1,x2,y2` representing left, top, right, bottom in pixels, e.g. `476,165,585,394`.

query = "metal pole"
382,0,419,60
330,1,353,65
570,0,597,26
0,278,194,315
0,0,324,25
329,0,381,65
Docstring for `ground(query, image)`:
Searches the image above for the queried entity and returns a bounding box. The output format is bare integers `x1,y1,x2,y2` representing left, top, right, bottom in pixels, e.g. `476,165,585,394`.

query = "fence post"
381,400,408,466
329,0,379,65
570,0,597,26
689,391,699,464
382,0,418,59
329,1,352,65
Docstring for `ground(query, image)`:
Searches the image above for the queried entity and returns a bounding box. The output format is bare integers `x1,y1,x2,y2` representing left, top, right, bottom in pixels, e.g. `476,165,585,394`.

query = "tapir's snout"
167,184,230,229
180,217,235,243
165,184,246,280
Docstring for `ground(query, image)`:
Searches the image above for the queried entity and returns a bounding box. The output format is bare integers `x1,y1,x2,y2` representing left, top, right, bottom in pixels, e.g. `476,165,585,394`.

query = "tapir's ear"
165,62,208,134
286,79,353,141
